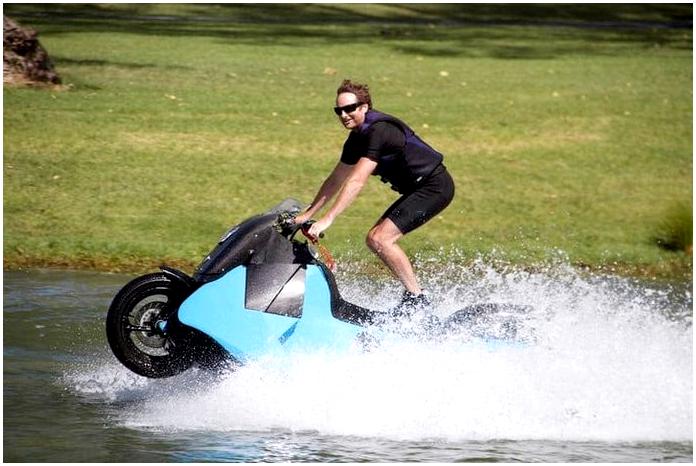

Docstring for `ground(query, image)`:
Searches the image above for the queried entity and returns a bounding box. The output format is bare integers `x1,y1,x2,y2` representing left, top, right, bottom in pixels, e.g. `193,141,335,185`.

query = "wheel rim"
125,292,173,357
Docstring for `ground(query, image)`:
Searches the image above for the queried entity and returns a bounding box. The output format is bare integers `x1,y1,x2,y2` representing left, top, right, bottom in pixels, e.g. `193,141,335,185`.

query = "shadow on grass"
50,56,191,70
4,3,693,61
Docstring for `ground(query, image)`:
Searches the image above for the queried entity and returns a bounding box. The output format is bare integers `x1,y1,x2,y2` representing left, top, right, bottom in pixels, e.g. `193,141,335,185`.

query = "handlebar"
277,211,335,271
276,211,323,242
300,221,325,243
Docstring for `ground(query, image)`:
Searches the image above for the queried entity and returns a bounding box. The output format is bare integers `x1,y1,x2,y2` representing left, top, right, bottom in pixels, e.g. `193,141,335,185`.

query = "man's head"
335,79,371,130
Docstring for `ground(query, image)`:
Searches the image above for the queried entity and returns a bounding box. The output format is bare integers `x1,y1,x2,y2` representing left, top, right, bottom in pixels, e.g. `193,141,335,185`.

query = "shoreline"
4,253,692,285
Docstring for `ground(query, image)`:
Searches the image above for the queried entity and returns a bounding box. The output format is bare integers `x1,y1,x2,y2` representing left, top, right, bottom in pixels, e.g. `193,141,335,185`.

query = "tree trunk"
3,15,61,86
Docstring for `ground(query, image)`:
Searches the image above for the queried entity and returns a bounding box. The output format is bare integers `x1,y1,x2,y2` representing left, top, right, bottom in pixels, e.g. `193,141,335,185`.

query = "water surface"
3,266,692,462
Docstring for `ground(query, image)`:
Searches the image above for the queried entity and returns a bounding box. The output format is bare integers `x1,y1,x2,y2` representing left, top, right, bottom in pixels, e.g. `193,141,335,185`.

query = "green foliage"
655,202,693,253
3,4,692,279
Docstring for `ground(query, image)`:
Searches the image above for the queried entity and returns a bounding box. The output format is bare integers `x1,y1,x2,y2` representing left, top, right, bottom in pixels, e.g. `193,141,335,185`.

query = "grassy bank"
3,4,693,281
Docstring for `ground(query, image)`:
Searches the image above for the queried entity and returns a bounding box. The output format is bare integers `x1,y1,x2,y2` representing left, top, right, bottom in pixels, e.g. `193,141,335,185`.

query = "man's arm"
307,157,377,237
295,161,354,224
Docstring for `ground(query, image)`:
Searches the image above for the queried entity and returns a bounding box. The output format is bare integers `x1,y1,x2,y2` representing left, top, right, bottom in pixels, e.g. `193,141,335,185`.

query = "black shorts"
382,164,455,234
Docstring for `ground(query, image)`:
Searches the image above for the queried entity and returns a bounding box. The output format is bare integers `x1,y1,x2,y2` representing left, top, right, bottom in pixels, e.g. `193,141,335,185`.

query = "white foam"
67,260,693,442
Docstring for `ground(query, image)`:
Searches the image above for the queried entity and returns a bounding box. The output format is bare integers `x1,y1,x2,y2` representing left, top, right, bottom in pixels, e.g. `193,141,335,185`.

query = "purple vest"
357,110,443,193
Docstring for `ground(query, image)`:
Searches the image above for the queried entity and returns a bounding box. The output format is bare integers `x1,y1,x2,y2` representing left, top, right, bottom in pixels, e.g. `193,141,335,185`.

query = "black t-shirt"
340,121,405,165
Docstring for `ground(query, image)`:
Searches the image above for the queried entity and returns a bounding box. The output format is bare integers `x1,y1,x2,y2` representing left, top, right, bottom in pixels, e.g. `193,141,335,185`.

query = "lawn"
3,4,693,280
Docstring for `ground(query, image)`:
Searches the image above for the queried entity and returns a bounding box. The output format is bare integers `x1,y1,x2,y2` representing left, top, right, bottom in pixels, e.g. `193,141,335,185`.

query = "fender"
159,265,198,293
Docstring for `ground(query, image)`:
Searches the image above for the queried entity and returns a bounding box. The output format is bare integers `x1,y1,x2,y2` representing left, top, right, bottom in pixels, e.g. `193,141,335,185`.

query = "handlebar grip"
299,221,325,242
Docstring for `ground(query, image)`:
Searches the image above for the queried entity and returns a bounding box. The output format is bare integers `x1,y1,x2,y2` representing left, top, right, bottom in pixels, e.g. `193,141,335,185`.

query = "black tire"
106,272,195,378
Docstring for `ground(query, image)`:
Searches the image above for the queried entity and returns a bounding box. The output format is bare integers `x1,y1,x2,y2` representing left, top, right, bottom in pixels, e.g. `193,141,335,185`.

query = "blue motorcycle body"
106,199,529,378
178,264,363,362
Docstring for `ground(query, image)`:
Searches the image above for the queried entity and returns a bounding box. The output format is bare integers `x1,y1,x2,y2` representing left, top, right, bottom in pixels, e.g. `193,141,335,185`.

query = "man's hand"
293,212,312,225
307,216,333,238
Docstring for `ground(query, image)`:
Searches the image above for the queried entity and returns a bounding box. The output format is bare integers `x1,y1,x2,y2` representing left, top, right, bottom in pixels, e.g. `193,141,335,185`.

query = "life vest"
357,110,444,193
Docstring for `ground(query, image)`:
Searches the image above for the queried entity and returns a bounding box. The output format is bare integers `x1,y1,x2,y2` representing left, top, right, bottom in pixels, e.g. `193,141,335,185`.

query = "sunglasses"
333,102,363,116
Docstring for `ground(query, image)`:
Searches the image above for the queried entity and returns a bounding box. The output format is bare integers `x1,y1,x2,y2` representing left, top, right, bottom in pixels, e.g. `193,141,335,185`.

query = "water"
3,264,693,462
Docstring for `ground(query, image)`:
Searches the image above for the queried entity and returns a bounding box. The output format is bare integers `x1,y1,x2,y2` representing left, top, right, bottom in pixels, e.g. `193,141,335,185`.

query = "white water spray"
67,260,692,442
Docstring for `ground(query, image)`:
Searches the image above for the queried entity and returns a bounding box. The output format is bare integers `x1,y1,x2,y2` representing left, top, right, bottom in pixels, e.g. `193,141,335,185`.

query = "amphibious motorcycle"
106,199,530,378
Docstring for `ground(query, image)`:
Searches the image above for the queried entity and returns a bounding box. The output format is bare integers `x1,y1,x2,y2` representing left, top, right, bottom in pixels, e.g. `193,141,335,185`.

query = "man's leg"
366,218,422,294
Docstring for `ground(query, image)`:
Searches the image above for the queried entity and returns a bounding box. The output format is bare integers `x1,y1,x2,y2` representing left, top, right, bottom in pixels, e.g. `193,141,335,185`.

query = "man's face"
335,92,368,130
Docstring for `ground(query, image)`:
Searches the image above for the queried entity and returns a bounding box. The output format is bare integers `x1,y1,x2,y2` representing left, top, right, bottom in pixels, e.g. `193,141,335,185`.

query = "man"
294,79,455,314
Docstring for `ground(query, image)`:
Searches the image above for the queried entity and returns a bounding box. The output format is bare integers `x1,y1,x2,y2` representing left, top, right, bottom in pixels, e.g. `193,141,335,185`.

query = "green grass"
3,4,693,280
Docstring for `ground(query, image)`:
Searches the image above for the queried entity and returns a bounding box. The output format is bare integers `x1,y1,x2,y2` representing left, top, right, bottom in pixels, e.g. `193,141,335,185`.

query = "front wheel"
106,273,195,378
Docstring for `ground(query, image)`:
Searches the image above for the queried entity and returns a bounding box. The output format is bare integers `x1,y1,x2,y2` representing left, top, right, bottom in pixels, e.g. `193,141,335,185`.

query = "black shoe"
390,290,432,318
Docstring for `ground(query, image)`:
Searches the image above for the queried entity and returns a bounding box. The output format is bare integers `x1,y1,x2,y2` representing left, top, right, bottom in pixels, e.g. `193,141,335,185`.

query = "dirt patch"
122,131,258,155
457,120,607,157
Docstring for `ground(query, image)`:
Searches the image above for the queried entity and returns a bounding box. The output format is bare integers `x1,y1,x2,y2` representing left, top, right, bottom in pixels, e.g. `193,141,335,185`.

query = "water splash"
66,259,692,442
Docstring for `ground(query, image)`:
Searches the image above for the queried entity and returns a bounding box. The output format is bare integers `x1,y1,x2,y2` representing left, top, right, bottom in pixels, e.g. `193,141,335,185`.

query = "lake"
3,265,692,462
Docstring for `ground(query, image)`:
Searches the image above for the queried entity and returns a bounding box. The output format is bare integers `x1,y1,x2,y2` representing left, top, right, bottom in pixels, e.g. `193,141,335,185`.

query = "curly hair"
336,79,372,109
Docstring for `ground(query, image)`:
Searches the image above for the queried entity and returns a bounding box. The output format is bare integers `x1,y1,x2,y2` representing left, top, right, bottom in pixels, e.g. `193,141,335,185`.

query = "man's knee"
365,229,381,253
366,225,397,253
